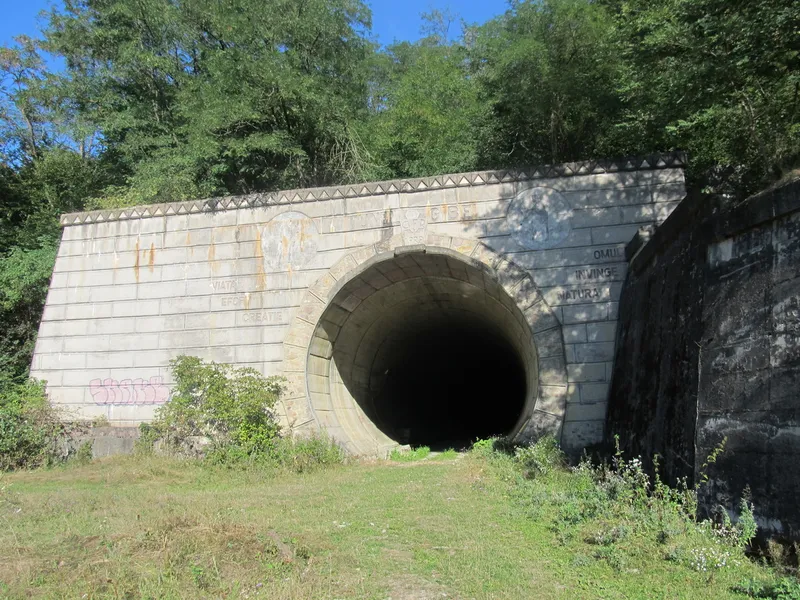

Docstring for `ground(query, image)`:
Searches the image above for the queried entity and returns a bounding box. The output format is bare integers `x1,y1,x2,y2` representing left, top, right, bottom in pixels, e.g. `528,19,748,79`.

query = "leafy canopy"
0,0,798,392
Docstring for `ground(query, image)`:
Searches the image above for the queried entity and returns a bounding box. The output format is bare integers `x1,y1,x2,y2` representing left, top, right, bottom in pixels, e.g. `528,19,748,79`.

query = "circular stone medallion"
261,211,319,271
507,187,573,250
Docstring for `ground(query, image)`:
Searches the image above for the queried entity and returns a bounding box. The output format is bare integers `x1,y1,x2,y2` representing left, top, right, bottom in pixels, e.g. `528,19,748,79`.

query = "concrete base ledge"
69,425,141,458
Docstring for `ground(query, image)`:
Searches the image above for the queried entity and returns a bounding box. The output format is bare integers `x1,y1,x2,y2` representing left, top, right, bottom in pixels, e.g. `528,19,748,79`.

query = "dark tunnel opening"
307,250,540,455
371,316,527,449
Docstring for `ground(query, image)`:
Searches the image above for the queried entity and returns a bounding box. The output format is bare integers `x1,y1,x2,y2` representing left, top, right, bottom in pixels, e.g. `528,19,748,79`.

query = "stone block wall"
608,177,800,540
30,153,686,454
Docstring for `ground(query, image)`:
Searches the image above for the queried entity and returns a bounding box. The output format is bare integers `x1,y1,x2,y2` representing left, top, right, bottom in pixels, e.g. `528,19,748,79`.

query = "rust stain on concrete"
208,231,217,275
134,239,140,283
148,243,155,272
254,227,267,291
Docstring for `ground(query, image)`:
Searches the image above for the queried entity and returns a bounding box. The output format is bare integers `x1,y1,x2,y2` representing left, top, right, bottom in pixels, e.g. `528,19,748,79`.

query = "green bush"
152,356,285,457
146,356,345,471
134,422,160,455
0,379,63,470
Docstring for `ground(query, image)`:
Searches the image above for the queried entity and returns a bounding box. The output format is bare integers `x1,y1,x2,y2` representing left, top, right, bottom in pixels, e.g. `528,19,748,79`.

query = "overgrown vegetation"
389,445,431,462
0,379,63,471
144,356,284,459
0,437,795,598
474,436,799,595
0,0,798,389
137,355,345,472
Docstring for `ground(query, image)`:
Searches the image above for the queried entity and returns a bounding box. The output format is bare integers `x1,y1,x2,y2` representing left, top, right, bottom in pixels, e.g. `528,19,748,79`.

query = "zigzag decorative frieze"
60,151,687,226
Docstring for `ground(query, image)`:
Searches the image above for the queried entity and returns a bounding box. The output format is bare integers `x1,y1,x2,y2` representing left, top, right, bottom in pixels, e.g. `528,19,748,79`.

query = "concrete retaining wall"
608,176,800,540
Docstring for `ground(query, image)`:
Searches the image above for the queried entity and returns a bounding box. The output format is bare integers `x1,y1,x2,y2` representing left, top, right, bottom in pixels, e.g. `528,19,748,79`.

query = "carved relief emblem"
261,211,319,271
399,208,427,245
507,187,573,250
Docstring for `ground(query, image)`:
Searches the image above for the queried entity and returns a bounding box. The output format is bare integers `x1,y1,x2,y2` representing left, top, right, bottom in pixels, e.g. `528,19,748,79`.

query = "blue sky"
1,0,509,50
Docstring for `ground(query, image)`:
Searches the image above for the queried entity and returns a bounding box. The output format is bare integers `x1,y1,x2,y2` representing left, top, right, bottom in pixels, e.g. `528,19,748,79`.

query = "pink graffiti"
89,376,170,405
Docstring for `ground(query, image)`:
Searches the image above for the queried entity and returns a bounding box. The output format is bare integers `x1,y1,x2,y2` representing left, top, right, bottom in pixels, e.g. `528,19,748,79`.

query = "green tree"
607,0,800,195
0,243,57,386
45,0,376,206
472,0,624,168
0,37,109,386
365,10,484,178
0,36,50,165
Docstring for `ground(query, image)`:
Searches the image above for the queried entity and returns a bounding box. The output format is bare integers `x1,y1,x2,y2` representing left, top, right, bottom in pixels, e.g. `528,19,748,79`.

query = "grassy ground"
0,451,782,599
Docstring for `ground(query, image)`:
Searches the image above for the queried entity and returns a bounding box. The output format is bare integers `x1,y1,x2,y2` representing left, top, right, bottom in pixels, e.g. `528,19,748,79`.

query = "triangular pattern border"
59,151,687,226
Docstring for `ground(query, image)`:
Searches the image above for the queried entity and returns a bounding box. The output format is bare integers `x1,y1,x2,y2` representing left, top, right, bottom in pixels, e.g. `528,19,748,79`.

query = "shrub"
135,422,160,455
0,379,64,470
72,440,93,465
146,356,345,471
152,356,285,458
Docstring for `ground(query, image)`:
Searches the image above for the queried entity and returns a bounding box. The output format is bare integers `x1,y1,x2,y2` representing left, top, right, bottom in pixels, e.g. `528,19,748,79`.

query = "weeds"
433,448,458,460
514,435,563,478
472,434,795,590
735,577,800,599
72,441,93,465
250,433,345,473
389,446,430,462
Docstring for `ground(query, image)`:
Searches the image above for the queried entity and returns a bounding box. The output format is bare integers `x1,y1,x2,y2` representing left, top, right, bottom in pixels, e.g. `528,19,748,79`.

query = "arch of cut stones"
279,232,568,455
30,152,687,456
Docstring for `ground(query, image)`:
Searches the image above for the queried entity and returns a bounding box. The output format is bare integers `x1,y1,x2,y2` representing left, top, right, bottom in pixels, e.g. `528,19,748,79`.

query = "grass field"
0,450,786,599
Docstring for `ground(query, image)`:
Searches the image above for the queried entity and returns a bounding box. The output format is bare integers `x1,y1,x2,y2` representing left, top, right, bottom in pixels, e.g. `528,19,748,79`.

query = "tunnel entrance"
370,315,527,449
305,248,540,454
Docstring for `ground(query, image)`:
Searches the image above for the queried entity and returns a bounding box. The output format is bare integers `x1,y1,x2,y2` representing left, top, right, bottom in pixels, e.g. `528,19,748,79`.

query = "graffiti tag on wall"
90,376,170,405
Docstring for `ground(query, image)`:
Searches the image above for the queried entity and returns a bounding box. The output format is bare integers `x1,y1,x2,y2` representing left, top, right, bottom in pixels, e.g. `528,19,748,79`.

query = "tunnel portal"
307,250,538,452
32,156,684,457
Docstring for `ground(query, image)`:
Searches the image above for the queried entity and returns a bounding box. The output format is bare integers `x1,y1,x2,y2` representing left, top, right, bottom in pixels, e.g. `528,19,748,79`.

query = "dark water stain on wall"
608,177,800,541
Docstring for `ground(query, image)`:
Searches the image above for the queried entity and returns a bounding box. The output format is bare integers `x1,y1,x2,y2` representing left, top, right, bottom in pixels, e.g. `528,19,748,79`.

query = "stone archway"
279,233,568,456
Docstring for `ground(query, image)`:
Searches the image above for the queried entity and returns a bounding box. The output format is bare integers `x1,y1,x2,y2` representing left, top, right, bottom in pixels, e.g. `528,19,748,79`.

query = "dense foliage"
140,355,344,469
0,379,63,470
146,355,285,459
0,0,798,390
